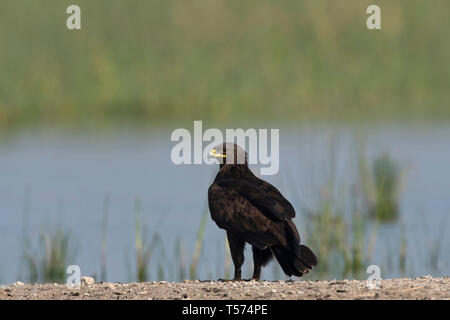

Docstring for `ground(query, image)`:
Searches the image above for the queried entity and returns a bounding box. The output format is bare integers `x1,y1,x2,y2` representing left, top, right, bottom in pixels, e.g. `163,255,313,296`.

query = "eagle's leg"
252,246,274,280
226,231,245,281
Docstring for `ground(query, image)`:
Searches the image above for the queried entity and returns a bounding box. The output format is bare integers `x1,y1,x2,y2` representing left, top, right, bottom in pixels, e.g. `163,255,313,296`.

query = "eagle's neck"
216,164,254,180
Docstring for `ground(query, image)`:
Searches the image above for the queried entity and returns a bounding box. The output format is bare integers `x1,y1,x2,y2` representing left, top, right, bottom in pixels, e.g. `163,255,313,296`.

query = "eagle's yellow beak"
210,148,226,158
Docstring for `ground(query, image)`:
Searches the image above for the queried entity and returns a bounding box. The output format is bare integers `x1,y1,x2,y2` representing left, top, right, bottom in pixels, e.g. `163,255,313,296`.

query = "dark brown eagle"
208,143,317,280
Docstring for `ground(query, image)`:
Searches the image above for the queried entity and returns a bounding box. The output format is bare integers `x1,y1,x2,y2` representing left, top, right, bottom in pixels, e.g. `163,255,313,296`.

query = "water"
0,124,449,284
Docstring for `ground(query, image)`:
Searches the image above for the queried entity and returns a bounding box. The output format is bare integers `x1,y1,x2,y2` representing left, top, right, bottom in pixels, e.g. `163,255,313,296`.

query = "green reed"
134,197,160,282
189,204,209,280
1,0,450,130
23,227,75,283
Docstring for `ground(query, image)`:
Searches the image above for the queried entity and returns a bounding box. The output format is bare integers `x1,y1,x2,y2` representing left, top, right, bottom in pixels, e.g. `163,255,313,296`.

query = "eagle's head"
210,143,248,166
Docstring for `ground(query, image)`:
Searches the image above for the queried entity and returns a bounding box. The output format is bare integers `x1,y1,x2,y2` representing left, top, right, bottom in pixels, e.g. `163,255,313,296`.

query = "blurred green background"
0,0,449,129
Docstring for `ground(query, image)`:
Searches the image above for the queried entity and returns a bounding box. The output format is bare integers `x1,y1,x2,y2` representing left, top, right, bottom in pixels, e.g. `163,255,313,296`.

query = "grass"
358,144,404,222
174,237,187,281
100,194,110,282
20,185,76,284
370,153,403,222
296,138,409,280
1,0,450,129
189,203,209,280
302,184,368,279
22,226,75,283
134,197,160,282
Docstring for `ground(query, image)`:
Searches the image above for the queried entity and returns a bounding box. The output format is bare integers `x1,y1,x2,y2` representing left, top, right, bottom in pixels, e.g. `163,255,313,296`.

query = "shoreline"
1,276,448,300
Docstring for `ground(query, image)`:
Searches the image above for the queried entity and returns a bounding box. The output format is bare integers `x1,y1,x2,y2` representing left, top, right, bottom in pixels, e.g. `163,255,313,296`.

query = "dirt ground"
0,276,448,300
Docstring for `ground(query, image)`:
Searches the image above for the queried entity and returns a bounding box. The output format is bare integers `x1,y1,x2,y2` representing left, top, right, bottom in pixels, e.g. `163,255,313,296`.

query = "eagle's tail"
271,244,318,277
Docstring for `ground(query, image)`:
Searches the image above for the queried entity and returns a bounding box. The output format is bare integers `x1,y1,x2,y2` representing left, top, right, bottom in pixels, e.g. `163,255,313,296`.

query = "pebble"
107,283,116,290
81,277,95,285
14,281,25,286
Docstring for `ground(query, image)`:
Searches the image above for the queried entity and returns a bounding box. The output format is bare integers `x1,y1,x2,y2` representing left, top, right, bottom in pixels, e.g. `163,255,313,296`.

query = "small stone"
81,277,95,285
71,292,80,296
13,281,24,286
107,283,116,290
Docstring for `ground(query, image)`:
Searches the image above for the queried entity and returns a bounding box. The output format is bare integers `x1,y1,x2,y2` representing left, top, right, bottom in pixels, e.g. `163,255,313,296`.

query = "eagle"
208,143,317,280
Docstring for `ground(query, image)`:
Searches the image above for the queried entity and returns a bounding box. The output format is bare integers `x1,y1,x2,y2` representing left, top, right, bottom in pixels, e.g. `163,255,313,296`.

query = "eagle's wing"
208,179,300,247
213,178,296,221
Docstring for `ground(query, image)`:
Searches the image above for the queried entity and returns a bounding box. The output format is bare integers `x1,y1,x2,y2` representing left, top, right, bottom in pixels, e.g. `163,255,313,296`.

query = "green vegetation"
174,237,187,281
20,186,76,283
189,204,209,280
134,197,160,282
100,193,110,282
22,227,76,283
299,142,367,279
358,148,404,222
1,0,450,129
371,153,403,221
295,139,408,280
